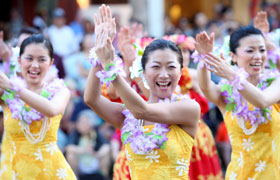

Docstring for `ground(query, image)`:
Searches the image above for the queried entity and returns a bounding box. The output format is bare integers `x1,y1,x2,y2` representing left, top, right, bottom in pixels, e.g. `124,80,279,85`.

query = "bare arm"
18,87,70,117
84,5,125,129
195,32,226,112
204,52,280,108
112,75,200,128
0,31,12,62
0,72,69,116
84,66,125,129
238,77,280,108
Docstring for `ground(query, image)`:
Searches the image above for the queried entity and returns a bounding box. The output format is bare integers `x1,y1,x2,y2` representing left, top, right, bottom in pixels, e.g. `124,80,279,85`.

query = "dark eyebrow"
247,45,265,49
151,60,177,64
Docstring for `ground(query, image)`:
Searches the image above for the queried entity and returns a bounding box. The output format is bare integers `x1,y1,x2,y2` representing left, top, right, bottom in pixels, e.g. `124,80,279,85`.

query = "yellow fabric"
125,125,194,180
0,106,76,180
224,104,280,180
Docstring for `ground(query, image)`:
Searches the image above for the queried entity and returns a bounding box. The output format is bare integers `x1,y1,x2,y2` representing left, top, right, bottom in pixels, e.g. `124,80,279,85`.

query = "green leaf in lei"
153,135,163,140
159,141,167,149
104,74,117,82
268,59,277,69
257,77,276,89
1,90,16,104
41,90,50,98
121,132,130,144
221,84,233,96
144,132,153,136
225,102,237,112
24,106,31,112
261,107,272,120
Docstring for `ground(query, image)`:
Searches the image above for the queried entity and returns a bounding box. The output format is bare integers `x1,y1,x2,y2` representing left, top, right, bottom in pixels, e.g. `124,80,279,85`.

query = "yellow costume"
224,104,280,180
0,106,76,180
125,125,194,180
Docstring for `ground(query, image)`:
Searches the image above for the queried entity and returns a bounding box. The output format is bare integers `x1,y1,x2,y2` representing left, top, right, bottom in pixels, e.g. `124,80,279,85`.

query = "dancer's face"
18,43,53,86
144,48,181,99
232,35,267,76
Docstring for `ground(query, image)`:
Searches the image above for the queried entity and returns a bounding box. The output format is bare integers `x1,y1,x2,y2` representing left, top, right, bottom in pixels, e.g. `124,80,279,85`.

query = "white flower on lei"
248,178,256,180
0,165,7,177
56,168,68,180
237,152,243,168
255,160,266,172
242,138,254,152
272,140,276,152
34,148,43,161
46,142,58,155
145,150,160,163
12,170,19,180
176,158,189,176
229,172,237,180
125,150,132,162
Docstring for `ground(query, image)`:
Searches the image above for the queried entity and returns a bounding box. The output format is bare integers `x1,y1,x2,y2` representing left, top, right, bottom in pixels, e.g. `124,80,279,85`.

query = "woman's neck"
27,82,44,93
148,94,172,103
247,74,260,86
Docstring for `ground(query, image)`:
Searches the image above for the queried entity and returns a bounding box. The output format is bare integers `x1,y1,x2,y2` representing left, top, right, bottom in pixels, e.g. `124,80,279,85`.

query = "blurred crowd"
0,2,280,180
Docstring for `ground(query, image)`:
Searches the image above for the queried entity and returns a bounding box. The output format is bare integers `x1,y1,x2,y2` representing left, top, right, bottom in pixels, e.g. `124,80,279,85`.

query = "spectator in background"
33,10,48,33
69,10,85,44
65,110,109,180
64,34,94,94
9,8,23,41
47,8,79,58
192,12,208,36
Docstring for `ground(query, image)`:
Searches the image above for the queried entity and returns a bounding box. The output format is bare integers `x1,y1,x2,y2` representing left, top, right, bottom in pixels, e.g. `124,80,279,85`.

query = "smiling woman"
0,34,77,180
195,26,280,180
84,4,200,179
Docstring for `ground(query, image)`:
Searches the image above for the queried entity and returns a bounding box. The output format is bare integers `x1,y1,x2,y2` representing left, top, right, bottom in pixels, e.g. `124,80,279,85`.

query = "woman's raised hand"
194,31,214,54
254,11,269,33
118,26,136,65
204,53,235,80
94,4,116,42
0,31,12,61
94,4,116,66
0,72,12,90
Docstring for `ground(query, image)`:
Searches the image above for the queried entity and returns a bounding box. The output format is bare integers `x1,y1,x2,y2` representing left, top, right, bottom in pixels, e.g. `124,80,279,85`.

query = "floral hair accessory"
135,37,154,49
121,94,189,154
220,68,280,135
129,43,150,89
88,47,101,67
1,77,66,124
163,34,195,50
95,56,126,87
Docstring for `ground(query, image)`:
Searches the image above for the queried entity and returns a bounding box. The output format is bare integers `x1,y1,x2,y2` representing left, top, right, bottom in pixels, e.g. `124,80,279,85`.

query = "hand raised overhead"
94,4,116,66
254,11,269,33
194,31,214,54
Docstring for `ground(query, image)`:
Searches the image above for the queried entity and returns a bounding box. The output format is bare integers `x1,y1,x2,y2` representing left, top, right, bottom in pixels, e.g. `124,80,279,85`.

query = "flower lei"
121,94,189,155
1,77,66,124
88,47,126,86
267,47,280,70
220,68,280,135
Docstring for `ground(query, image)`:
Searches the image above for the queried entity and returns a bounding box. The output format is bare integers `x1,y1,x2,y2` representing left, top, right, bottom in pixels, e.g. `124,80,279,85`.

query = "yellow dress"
125,125,194,180
0,106,77,180
224,104,280,180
